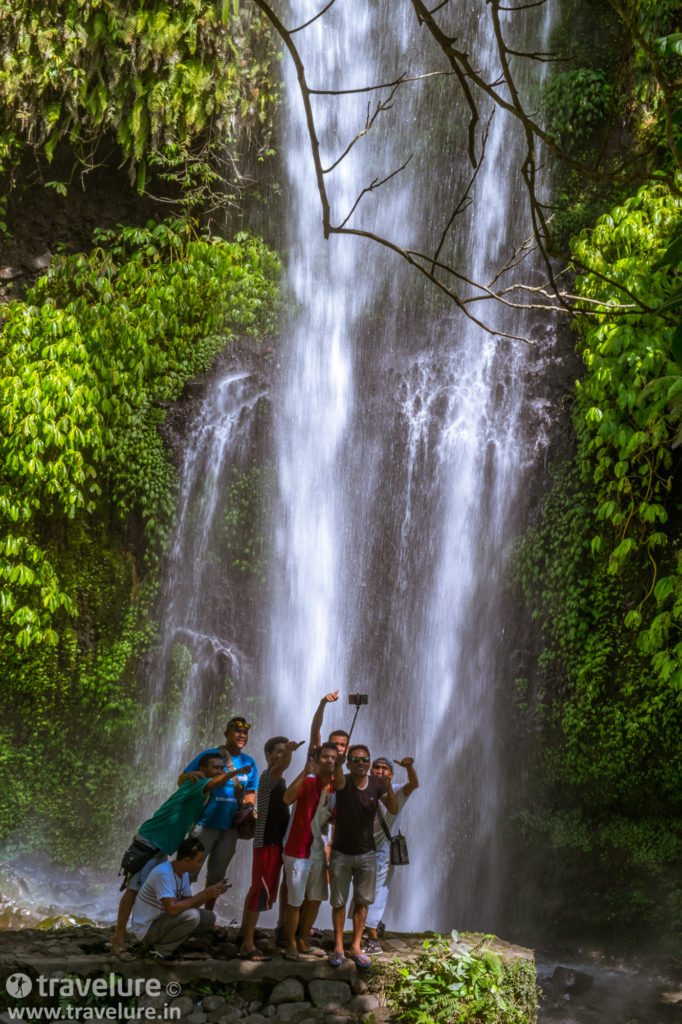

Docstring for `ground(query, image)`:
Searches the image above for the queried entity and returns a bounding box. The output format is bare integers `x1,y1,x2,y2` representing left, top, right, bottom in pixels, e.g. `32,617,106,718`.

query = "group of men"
111,691,418,971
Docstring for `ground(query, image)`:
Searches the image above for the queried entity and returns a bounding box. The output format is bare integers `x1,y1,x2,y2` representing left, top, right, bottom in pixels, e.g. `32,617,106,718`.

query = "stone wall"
0,926,536,1023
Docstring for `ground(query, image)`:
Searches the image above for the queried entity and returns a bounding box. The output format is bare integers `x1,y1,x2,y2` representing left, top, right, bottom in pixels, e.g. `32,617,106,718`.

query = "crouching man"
131,837,228,961
329,744,398,970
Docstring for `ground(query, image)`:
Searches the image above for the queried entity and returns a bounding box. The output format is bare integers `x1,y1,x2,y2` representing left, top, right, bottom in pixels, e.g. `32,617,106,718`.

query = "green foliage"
220,464,270,579
543,69,613,152
383,933,537,1024
0,0,279,182
0,219,278,647
0,218,278,860
515,178,682,938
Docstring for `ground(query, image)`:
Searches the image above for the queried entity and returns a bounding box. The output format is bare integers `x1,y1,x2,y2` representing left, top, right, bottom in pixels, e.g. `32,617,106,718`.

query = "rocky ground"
0,926,533,1022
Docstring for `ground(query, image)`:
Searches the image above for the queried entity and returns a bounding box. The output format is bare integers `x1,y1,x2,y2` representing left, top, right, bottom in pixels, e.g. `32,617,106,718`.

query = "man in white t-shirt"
131,836,228,960
362,756,419,954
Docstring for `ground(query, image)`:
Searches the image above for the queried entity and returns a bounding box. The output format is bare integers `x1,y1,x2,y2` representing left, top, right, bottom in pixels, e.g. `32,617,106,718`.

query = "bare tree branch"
336,157,414,230
289,0,336,34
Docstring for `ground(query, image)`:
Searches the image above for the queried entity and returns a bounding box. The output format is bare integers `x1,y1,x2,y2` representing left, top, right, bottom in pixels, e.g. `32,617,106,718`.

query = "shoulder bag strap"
376,803,393,843
219,746,244,800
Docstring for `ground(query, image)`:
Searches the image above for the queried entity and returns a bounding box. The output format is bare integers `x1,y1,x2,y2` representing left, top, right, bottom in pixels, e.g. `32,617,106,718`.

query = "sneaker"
362,938,383,955
147,948,171,962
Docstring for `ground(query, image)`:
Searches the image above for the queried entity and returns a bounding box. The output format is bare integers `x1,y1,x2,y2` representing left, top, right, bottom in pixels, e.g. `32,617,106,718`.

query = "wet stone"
269,978,306,1004
243,1016,266,1024
187,1014,208,1024
552,966,594,994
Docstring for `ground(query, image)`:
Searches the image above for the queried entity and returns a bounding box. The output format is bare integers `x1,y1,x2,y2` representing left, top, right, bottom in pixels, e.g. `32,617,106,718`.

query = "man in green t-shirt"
111,754,237,960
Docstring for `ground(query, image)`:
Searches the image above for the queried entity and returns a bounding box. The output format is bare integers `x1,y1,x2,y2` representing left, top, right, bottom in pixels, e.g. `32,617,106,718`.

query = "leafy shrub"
384,932,537,1024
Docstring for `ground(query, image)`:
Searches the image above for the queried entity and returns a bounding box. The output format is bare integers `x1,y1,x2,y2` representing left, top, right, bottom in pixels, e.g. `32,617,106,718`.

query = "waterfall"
140,369,268,776
264,0,555,932
121,0,556,933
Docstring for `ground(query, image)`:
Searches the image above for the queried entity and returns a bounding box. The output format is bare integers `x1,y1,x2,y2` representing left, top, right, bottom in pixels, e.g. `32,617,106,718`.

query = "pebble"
208,1010,244,1023
171,996,196,1016
203,996,226,1012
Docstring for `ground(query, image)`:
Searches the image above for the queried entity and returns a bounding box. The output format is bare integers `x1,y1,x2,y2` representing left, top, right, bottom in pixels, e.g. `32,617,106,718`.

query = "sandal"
109,940,135,962
298,946,325,958
239,948,271,962
350,952,371,970
328,951,345,967
283,950,303,962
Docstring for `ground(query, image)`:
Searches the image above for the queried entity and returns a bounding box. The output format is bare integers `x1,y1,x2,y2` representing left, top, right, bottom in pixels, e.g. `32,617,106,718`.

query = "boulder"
269,978,306,1004
348,995,379,1014
308,980,352,1010
275,1003,312,1022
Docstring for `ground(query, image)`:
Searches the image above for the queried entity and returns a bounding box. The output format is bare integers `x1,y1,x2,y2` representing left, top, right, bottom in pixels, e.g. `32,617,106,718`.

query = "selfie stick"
346,704,363,746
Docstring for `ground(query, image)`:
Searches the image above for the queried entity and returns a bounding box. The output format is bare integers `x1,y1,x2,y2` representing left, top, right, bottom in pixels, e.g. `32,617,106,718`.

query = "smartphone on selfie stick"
346,693,368,745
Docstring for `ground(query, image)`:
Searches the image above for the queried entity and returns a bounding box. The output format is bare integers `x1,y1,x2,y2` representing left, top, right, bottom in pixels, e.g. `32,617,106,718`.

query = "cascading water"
264,0,555,932
0,0,559,939
141,369,269,776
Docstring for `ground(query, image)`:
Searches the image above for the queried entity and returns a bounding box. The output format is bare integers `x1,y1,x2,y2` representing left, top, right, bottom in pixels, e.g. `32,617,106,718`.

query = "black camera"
348,693,368,705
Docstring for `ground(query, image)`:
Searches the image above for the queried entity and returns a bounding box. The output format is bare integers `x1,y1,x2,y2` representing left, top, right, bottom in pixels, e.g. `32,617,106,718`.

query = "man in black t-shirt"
328,744,399,970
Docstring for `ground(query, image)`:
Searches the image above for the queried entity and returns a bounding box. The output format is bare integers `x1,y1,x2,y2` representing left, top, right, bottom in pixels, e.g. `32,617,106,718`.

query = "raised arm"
283,758,317,805
395,756,419,796
333,752,347,791
203,768,241,793
380,776,399,815
270,740,305,783
308,690,339,752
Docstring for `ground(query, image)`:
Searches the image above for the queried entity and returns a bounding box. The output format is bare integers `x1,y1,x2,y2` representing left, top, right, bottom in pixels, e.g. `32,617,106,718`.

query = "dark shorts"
246,845,283,913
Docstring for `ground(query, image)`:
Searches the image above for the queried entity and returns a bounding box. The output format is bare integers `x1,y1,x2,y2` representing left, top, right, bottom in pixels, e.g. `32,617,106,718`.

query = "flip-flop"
283,951,303,962
239,948,271,962
109,943,135,962
350,952,371,970
298,946,325,958
328,951,345,967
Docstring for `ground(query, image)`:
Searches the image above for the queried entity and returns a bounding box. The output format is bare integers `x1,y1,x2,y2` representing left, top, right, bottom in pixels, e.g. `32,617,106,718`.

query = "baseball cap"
372,756,394,771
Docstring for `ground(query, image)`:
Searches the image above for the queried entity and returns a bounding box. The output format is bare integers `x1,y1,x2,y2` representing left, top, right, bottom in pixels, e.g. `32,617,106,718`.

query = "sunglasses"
348,755,370,764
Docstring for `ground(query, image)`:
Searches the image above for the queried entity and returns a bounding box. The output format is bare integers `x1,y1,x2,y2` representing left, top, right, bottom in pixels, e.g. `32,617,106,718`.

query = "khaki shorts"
329,850,376,908
283,854,313,908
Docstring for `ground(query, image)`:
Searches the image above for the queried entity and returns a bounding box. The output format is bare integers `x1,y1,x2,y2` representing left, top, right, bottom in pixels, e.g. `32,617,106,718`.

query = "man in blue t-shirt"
181,715,258,909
